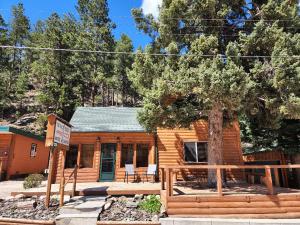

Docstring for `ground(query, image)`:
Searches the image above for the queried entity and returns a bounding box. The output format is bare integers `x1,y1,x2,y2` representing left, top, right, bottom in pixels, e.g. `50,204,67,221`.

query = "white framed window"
184,142,207,163
30,143,37,157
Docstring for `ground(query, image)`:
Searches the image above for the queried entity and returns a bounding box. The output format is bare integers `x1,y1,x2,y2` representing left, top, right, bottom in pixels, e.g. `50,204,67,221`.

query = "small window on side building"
30,143,37,157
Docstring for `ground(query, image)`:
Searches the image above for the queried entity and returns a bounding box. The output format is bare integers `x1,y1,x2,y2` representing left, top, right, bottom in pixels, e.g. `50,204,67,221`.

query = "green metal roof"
70,107,146,132
0,126,45,141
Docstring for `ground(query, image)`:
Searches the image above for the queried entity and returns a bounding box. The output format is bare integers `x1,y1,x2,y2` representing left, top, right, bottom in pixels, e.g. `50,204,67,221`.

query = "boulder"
14,194,26,200
126,201,138,208
104,201,112,210
134,194,144,202
16,200,37,209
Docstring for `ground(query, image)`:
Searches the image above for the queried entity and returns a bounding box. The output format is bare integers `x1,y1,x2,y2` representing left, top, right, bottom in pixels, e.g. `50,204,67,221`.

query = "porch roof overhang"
70,107,148,133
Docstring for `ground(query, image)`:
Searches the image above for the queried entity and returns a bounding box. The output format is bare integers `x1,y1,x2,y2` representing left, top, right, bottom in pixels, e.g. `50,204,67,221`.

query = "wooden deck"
11,181,161,197
161,164,300,218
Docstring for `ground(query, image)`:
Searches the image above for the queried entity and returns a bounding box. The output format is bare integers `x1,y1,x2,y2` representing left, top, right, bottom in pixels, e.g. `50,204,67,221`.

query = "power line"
1,45,299,59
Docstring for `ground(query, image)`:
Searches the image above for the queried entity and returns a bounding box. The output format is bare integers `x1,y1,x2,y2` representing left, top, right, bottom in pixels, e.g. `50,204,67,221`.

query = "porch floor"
10,181,161,196
10,180,300,197
172,181,300,196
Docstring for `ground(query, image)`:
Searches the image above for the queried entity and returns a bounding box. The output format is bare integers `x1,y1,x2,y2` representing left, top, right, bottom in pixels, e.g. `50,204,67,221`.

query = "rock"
5,196,14,201
151,215,159,221
104,201,112,210
126,201,138,208
14,194,26,200
160,204,166,214
110,197,117,202
134,194,144,202
118,196,127,202
14,115,36,126
16,200,37,209
39,195,46,201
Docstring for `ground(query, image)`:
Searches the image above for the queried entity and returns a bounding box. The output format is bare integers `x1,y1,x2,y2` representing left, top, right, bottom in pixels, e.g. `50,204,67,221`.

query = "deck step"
56,195,107,225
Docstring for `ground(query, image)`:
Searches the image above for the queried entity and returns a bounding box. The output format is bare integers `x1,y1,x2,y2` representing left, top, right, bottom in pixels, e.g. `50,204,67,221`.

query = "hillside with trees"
0,0,138,134
0,0,299,160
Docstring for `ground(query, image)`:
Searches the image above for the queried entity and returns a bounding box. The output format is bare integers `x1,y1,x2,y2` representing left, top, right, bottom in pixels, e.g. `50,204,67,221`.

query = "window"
30,143,37,157
120,144,133,167
80,144,94,168
136,144,149,167
65,145,78,168
184,142,207,163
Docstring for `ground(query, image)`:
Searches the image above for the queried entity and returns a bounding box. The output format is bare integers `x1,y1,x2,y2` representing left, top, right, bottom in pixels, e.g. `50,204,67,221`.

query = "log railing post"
169,168,173,197
264,167,275,195
161,168,165,190
216,168,223,196
72,165,78,197
273,168,280,187
166,168,170,197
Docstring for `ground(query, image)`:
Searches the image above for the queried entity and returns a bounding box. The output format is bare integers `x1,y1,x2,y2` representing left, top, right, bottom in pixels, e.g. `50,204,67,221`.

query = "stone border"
97,222,160,225
0,218,55,225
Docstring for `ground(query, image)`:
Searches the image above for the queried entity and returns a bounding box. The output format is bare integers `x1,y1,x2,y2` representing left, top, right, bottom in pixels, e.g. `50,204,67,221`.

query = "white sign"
54,120,71,146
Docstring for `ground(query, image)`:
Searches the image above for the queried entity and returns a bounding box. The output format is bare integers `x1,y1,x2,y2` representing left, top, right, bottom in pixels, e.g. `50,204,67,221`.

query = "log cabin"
52,107,244,183
0,126,49,180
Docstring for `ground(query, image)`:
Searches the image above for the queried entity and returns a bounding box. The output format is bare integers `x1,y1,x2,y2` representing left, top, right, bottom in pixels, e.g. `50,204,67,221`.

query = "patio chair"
124,164,137,183
143,164,157,183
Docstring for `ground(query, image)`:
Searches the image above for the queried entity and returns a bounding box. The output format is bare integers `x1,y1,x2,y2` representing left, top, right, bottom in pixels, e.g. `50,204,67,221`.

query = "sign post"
45,114,71,208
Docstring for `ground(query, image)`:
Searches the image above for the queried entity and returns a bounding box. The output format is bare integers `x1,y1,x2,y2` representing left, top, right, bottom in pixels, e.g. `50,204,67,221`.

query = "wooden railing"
59,165,78,206
160,164,300,198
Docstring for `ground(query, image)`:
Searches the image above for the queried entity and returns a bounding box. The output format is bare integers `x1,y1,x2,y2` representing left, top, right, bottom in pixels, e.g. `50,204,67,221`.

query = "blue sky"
0,0,161,48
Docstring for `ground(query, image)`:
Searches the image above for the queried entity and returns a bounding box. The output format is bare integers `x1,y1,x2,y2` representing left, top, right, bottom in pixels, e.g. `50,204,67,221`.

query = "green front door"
100,143,116,181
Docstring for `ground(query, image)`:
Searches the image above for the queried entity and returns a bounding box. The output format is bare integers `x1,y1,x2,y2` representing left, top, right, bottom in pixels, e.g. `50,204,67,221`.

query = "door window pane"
65,145,78,168
120,144,133,167
184,142,197,162
80,144,94,168
136,144,149,167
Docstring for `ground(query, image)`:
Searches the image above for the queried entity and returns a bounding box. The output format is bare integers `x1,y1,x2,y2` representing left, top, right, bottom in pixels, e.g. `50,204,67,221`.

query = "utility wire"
1,45,299,59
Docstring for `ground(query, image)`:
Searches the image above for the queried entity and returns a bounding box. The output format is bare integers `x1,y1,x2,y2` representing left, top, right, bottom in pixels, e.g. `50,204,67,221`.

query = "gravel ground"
0,195,59,221
99,195,166,222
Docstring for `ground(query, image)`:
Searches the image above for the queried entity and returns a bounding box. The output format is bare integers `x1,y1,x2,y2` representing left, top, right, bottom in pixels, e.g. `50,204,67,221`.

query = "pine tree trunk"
207,102,224,188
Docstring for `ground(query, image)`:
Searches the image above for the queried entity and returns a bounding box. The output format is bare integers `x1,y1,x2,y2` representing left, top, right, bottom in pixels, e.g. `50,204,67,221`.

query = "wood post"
274,168,280,187
45,149,54,208
59,148,66,207
216,168,223,196
169,169,173,197
166,168,170,197
59,176,65,207
72,165,77,197
161,168,165,190
264,167,275,195
0,159,2,181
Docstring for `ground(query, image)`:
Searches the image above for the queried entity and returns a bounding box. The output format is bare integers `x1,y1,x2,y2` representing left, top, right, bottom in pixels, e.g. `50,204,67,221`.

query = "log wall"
54,132,155,183
157,120,244,181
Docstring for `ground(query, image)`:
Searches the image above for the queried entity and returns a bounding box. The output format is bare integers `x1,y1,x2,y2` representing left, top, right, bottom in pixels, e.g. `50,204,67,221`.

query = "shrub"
23,174,44,189
138,195,161,213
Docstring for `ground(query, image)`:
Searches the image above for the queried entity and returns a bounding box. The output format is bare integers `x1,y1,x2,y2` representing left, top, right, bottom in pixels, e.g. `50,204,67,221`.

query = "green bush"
139,195,161,213
23,174,44,189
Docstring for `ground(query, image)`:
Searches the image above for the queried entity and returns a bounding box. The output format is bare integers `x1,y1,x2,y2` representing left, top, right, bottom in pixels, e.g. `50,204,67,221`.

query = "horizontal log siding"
54,132,155,183
0,133,12,171
157,120,244,181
